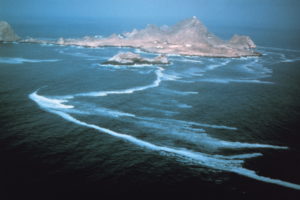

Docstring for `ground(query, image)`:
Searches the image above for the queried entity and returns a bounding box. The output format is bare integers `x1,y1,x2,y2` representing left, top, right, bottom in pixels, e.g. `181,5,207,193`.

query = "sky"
1,0,300,30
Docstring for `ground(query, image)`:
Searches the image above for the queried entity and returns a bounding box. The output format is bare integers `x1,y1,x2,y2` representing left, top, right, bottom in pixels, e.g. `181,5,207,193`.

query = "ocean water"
1,20,300,199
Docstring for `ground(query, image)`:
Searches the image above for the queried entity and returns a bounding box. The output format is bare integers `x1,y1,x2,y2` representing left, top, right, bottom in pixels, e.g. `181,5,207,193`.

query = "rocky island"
23,17,260,58
0,21,20,42
23,17,259,58
103,52,169,65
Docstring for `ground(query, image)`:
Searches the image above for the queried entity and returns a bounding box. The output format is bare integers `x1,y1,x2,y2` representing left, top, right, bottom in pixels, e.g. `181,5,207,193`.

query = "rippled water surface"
1,24,300,198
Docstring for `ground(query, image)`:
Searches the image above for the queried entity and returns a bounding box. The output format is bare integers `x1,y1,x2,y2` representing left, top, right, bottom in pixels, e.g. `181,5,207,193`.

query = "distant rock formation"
103,52,169,65
0,21,20,42
22,17,260,57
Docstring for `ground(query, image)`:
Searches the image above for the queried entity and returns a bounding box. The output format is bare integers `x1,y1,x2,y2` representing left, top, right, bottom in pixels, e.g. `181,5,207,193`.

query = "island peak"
0,21,20,42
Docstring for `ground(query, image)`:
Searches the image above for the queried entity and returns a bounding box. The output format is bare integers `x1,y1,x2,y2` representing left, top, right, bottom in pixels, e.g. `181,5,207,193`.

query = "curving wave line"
0,57,60,64
62,67,165,99
29,91,300,190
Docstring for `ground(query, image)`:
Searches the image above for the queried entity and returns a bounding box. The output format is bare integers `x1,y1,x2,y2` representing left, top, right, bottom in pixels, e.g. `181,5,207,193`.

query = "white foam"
40,43,55,47
139,107,179,116
232,168,300,190
232,79,273,84
92,107,135,118
29,92,74,109
99,63,155,68
282,58,300,63
199,78,273,85
217,141,288,150
214,153,263,159
206,60,230,70
161,73,181,81
134,49,159,56
173,58,203,63
167,54,182,57
153,117,238,131
0,57,60,64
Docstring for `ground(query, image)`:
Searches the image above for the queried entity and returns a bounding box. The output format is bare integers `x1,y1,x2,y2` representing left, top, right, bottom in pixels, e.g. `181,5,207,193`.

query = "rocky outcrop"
103,52,169,65
229,35,256,49
0,21,20,42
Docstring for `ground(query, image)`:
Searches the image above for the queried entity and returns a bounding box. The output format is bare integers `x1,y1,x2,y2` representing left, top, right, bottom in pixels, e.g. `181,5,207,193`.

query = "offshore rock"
103,52,169,65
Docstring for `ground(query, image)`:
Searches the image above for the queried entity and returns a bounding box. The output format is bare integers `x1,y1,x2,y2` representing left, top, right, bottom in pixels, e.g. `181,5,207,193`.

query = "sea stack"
0,21,20,42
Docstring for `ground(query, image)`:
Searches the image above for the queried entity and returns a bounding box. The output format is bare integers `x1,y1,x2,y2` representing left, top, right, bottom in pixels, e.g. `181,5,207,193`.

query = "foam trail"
232,168,300,190
157,88,198,96
214,153,263,160
282,58,300,63
135,117,287,150
99,64,155,68
155,117,238,131
0,57,60,64
199,78,273,85
218,141,288,150
29,91,300,190
29,90,300,190
91,107,135,118
63,67,164,98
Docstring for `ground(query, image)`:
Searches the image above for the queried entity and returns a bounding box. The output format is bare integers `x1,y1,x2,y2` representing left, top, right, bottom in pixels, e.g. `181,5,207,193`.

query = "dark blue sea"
1,19,300,199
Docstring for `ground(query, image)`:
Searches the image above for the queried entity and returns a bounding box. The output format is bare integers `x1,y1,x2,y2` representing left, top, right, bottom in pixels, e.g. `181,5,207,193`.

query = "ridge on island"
22,17,260,58
0,21,20,42
103,52,169,65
